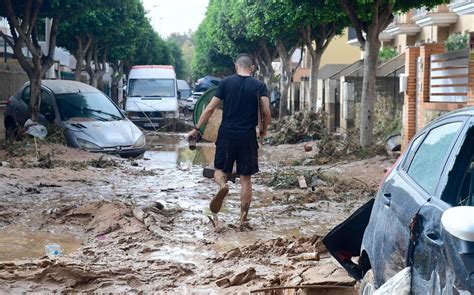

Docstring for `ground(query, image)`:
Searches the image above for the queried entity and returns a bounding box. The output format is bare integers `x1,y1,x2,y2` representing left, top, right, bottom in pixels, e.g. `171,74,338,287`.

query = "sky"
142,0,209,38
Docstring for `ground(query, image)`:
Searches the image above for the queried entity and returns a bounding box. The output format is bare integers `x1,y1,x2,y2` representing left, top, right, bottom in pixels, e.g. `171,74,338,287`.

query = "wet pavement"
0,132,392,293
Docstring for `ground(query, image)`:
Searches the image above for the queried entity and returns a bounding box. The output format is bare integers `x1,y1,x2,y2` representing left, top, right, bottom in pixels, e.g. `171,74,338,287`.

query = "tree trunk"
279,71,291,119
276,40,295,119
308,51,322,112
90,75,98,88
74,52,84,81
28,69,42,122
360,29,381,148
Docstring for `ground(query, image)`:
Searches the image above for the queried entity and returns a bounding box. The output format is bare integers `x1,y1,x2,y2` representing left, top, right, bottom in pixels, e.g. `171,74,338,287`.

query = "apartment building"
348,1,474,52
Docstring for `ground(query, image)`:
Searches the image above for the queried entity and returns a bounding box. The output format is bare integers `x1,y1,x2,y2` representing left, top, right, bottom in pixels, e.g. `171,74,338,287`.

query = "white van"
125,65,179,128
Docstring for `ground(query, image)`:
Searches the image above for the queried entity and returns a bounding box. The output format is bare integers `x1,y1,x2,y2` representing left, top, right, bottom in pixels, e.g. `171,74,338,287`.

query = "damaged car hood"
65,119,141,147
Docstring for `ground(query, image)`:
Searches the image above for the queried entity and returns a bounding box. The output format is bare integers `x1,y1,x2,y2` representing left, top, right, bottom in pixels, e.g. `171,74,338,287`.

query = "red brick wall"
468,52,474,106
417,43,445,130
402,47,420,152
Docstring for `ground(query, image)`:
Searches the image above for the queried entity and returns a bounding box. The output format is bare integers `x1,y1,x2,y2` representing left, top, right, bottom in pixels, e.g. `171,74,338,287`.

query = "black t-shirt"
215,74,268,137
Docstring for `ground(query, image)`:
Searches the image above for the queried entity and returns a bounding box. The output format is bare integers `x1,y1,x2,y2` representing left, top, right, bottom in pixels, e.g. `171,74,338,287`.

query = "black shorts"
214,130,259,176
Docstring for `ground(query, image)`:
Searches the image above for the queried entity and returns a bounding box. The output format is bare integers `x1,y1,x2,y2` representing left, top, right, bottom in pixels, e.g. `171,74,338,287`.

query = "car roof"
39,80,101,94
177,79,191,90
441,106,474,118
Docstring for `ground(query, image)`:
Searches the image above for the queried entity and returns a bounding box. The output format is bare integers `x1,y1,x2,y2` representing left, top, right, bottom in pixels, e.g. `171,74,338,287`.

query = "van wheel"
359,270,376,295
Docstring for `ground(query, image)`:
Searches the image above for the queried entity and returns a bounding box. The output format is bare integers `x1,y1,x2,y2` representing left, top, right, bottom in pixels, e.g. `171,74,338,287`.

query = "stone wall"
343,76,404,134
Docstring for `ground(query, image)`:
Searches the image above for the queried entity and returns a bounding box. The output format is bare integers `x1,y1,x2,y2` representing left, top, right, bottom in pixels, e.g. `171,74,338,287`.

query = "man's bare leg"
210,169,229,218
240,175,252,229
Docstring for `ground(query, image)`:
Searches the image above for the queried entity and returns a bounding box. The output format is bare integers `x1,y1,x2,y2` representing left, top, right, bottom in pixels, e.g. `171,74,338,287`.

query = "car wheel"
359,270,376,295
5,121,17,142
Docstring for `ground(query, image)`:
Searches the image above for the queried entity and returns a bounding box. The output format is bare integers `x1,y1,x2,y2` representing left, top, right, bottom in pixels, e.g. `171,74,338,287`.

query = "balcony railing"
449,0,474,15
451,0,474,5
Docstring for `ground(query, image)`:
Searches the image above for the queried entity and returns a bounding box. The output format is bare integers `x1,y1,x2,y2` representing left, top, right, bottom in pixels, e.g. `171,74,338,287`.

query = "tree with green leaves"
245,0,302,118
0,0,93,121
340,0,449,147
132,27,172,67
192,8,235,79
166,40,186,79
291,0,348,111
167,32,195,81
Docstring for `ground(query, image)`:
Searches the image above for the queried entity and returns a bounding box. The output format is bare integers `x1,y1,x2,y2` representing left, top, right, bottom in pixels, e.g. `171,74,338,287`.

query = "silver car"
4,80,146,158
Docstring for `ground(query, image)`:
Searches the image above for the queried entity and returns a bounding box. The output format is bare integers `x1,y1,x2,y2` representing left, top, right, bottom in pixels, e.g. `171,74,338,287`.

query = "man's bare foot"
210,185,229,214
239,220,253,231
209,212,225,231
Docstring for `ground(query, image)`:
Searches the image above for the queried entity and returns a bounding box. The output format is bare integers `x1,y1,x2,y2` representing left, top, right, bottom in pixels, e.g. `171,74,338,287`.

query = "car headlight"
77,138,101,150
133,134,146,148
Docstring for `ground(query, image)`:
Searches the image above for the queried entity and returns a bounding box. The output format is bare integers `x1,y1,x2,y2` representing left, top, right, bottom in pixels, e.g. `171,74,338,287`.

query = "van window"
407,122,463,195
128,79,176,97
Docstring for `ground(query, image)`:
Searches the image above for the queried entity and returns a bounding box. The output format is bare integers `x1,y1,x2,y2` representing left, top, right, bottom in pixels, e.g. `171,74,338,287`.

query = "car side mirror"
442,206,474,243
177,90,181,100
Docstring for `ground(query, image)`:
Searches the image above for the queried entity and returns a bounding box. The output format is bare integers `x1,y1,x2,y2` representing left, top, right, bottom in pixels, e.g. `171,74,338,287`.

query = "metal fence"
430,48,469,103
0,63,28,101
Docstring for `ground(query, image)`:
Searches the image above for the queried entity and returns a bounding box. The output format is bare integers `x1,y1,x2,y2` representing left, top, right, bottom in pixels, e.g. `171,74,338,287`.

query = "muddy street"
0,132,393,293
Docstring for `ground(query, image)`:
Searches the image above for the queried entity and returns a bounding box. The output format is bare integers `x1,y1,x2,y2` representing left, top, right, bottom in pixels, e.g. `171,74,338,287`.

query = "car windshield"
180,89,192,99
128,78,175,97
56,92,123,122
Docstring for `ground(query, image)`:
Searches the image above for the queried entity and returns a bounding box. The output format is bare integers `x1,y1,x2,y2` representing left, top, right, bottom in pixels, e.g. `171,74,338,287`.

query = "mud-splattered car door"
411,121,474,293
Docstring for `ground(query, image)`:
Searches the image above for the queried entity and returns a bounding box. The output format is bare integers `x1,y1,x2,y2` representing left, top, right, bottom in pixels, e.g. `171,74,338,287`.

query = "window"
21,86,30,105
128,79,176,97
40,90,55,121
442,126,474,206
56,92,123,121
407,122,463,195
401,134,424,169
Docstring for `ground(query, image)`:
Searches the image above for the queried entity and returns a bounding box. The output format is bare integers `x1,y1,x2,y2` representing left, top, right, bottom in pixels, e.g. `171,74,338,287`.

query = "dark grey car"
324,107,474,294
4,80,146,158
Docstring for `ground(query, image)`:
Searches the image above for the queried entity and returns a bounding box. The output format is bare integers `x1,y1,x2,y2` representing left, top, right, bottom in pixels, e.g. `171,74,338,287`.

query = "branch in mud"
132,202,174,237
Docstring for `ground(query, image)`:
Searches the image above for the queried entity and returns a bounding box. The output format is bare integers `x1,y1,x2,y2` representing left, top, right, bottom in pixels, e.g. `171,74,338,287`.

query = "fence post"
468,51,474,106
402,46,420,152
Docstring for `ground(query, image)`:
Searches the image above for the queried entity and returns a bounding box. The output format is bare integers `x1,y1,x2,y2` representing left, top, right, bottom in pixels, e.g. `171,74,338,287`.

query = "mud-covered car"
4,80,146,158
324,107,474,294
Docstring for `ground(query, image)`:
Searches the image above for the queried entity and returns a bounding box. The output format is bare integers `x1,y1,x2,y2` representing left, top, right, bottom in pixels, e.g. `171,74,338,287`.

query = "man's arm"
260,95,271,137
186,96,221,139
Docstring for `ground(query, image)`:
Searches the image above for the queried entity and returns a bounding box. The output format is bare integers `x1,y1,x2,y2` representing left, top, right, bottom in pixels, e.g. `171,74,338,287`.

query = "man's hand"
186,128,199,141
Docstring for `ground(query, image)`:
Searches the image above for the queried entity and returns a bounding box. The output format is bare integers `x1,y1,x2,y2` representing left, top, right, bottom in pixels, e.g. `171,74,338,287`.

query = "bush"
378,47,398,63
445,33,469,52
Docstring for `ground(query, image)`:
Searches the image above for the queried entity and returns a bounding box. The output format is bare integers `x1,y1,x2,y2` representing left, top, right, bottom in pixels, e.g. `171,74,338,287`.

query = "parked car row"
179,76,221,115
4,80,146,158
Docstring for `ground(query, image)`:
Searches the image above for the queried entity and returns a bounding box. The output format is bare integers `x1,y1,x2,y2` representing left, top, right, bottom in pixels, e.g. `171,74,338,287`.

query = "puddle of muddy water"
0,230,82,261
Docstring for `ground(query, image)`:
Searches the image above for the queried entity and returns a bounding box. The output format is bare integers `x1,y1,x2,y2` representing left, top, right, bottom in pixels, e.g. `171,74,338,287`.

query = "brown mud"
0,133,394,293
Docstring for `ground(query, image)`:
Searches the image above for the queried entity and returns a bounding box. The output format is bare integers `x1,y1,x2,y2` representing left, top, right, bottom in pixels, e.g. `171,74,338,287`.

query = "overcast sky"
142,0,209,38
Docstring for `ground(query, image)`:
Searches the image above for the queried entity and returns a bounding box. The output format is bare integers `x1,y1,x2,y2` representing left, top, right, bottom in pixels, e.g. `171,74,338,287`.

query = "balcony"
385,12,421,35
449,0,474,15
413,5,458,27
379,32,394,42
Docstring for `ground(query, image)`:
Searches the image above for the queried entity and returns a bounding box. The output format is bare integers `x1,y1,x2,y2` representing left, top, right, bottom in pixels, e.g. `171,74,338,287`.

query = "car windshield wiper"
84,107,122,121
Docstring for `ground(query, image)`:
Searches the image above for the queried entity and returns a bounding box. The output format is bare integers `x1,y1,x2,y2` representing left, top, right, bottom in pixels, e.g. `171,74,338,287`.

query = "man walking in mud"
187,54,271,229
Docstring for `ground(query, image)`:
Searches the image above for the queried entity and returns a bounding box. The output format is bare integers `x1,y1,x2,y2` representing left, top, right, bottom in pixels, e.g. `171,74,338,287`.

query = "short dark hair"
235,53,254,69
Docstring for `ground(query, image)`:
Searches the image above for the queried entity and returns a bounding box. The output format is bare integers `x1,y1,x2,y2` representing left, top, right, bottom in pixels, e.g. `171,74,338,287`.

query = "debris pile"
269,111,327,145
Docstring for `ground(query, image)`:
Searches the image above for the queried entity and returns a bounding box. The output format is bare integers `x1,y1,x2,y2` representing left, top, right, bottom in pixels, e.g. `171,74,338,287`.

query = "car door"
15,86,31,125
366,118,466,287
411,118,474,294
363,133,427,286
38,89,56,124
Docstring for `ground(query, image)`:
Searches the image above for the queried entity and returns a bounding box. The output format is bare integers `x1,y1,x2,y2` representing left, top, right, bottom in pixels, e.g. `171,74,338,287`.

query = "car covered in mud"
324,107,474,294
4,80,146,158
